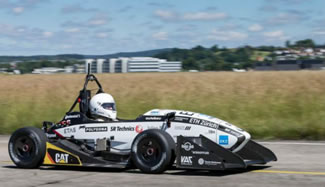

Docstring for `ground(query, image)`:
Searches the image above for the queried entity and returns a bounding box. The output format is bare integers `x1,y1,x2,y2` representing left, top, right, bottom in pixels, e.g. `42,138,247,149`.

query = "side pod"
176,135,277,170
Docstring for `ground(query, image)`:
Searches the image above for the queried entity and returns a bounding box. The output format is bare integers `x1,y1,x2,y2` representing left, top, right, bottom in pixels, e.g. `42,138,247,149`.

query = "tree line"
154,39,325,71
1,39,323,73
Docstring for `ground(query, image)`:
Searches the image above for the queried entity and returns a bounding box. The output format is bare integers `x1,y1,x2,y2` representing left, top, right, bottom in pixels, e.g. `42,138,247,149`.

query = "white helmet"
89,93,117,120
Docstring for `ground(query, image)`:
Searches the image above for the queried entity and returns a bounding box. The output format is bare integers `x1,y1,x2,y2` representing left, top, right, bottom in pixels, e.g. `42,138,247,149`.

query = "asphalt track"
1,136,325,187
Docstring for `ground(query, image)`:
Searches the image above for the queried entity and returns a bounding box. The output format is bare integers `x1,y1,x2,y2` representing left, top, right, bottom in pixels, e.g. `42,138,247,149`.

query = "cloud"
0,0,48,15
248,24,263,32
154,10,177,21
154,10,227,22
0,23,55,41
313,31,325,35
118,5,133,12
64,28,80,33
259,4,278,12
87,13,109,26
266,11,308,25
88,19,106,26
183,12,227,21
96,32,109,38
12,6,24,14
61,14,110,28
208,30,248,41
204,6,218,11
263,30,284,37
312,29,325,35
42,31,53,38
263,30,289,41
147,2,173,8
61,4,98,14
152,31,168,40
266,0,306,5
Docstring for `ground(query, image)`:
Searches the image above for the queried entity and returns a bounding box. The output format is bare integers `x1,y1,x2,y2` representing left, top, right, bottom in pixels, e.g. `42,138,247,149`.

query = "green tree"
285,40,291,48
294,39,315,48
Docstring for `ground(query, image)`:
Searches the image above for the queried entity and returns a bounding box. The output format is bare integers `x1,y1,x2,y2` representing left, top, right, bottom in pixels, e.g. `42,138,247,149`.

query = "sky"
0,0,325,55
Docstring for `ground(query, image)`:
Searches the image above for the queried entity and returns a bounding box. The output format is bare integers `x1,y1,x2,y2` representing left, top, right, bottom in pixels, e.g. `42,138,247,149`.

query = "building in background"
85,57,182,73
254,59,325,71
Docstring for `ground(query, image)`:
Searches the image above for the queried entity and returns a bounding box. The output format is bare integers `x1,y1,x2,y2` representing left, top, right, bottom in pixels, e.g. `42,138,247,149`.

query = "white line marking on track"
258,142,325,146
252,170,325,175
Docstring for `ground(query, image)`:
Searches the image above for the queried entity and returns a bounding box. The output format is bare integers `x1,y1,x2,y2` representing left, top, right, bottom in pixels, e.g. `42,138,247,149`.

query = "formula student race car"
8,70,277,174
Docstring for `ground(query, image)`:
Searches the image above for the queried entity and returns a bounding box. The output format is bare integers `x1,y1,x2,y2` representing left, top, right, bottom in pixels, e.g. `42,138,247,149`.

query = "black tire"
8,127,47,169
131,129,175,174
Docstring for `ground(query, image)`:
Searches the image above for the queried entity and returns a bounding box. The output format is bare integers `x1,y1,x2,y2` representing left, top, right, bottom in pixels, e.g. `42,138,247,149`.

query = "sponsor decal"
192,151,209,155
180,156,192,165
145,116,162,121
46,133,57,138
46,146,81,165
189,118,219,129
225,122,233,127
181,142,194,151
147,125,161,129
64,114,80,119
203,160,221,166
55,153,69,164
174,116,189,122
179,111,194,116
236,127,244,132
174,125,191,131
60,120,71,125
110,126,134,131
64,127,76,134
198,158,204,165
85,126,108,132
198,158,221,166
224,128,242,137
219,135,229,145
208,130,216,134
135,125,143,133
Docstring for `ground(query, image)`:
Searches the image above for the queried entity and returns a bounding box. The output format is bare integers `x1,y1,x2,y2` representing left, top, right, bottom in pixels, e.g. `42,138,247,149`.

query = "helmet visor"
101,103,116,111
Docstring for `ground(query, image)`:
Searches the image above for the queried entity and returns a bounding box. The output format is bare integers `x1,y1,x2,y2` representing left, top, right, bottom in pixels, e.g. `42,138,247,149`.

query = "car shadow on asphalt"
3,165,271,177
166,165,271,177
2,165,128,173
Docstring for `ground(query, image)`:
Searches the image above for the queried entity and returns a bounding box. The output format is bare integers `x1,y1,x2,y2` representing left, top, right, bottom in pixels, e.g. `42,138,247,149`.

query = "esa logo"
64,127,76,134
181,156,192,165
55,153,69,163
219,135,229,145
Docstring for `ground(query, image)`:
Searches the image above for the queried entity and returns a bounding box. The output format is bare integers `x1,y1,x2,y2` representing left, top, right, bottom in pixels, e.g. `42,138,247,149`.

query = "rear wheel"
8,127,47,169
131,129,175,174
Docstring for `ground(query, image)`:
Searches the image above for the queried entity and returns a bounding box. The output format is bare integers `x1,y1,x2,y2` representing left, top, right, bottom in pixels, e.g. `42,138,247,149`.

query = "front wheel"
131,129,175,174
8,127,47,169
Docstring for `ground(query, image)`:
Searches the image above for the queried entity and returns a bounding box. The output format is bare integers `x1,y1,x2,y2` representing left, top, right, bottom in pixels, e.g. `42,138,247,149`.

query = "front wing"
176,135,277,170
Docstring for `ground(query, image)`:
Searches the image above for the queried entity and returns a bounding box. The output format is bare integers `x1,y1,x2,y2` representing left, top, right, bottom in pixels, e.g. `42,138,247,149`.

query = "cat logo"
55,153,69,164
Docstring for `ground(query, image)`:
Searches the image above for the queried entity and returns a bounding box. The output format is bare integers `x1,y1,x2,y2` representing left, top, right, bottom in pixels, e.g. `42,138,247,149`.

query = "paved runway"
1,135,325,187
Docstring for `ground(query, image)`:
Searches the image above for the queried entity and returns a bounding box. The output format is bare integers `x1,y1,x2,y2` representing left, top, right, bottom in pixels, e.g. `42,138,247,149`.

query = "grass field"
1,71,325,139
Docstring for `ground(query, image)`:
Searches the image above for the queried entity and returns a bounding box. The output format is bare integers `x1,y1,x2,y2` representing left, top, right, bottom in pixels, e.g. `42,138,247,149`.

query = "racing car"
8,70,277,174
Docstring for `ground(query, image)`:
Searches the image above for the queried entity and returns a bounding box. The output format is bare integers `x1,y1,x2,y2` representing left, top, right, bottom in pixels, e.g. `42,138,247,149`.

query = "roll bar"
67,64,104,114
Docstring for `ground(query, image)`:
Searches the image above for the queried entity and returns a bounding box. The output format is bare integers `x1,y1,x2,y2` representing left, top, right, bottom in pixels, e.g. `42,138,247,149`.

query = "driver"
89,93,117,121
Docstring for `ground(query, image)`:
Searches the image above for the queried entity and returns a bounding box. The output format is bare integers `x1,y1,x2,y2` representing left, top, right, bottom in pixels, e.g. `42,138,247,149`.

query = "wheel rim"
13,136,36,161
137,137,162,166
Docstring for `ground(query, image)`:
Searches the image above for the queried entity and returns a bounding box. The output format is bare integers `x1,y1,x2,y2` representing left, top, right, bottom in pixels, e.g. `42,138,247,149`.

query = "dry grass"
1,71,325,139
